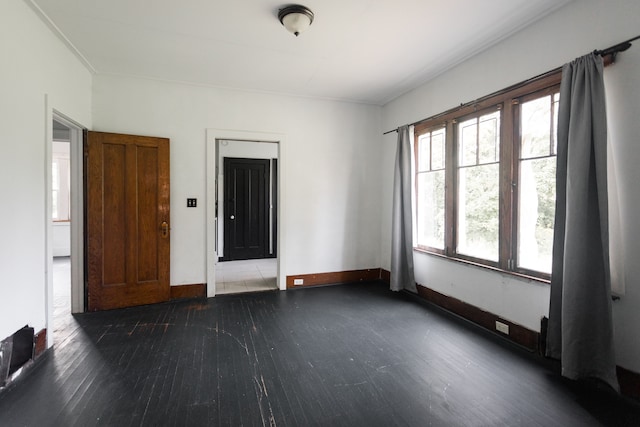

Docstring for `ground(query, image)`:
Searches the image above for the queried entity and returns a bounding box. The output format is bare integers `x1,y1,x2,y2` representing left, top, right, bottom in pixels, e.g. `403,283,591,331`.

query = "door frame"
45,102,86,347
54,113,84,315
206,129,286,297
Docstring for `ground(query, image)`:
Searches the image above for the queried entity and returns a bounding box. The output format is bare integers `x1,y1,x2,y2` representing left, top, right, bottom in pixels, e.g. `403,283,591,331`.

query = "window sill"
412,247,551,285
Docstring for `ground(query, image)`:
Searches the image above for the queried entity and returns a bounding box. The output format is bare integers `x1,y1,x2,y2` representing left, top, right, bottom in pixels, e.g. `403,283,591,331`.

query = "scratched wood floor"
1,281,640,426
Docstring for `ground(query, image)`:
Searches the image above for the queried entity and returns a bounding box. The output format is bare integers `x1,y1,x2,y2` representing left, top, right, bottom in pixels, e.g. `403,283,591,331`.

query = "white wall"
52,223,70,257
217,140,279,258
92,75,382,286
0,1,92,342
380,0,640,372
604,40,640,374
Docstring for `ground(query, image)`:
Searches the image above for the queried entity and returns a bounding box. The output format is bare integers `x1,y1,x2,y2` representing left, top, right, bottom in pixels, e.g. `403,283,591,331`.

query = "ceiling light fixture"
278,5,314,37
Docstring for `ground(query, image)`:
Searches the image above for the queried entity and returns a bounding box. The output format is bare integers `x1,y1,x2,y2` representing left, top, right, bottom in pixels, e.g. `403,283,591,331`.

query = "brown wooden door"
86,131,170,311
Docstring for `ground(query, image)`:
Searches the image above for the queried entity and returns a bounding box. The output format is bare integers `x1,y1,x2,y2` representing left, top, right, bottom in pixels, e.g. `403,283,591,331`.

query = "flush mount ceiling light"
278,5,314,37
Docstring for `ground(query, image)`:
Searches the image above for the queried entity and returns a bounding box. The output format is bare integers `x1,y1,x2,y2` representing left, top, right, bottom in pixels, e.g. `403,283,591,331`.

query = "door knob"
230,215,235,220
161,221,169,238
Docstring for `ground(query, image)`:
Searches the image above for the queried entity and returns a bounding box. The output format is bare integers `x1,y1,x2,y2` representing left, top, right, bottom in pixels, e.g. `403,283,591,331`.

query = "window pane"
52,189,58,219
52,162,59,220
521,96,551,159
457,164,499,261
52,162,59,190
418,134,431,171
431,129,445,170
478,112,499,164
518,157,556,273
416,171,445,249
518,91,558,273
552,93,560,155
459,119,477,166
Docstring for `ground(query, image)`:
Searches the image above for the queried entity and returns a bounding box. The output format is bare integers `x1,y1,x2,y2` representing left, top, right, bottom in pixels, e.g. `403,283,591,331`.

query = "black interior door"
270,158,277,258
224,158,270,260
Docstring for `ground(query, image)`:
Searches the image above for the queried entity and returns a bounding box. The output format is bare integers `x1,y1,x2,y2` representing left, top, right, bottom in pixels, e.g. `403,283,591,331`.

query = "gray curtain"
546,53,618,391
391,125,416,293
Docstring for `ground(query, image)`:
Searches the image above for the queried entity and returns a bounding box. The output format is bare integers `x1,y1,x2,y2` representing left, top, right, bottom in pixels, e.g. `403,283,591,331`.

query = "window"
52,161,59,219
52,153,70,222
456,110,500,262
415,126,446,251
516,91,559,274
414,72,561,279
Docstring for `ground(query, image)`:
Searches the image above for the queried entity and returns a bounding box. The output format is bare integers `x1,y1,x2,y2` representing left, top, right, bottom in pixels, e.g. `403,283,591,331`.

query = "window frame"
413,70,562,281
510,85,561,280
453,106,502,267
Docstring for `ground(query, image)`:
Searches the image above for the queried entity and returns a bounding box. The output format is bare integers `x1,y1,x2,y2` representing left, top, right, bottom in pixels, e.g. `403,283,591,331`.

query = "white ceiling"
31,0,572,105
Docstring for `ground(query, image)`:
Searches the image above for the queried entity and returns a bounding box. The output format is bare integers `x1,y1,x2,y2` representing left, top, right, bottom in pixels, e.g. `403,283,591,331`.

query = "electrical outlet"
495,321,509,335
293,278,304,285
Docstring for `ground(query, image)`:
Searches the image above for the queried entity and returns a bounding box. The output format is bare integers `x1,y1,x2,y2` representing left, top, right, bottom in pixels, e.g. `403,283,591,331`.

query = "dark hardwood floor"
1,280,639,426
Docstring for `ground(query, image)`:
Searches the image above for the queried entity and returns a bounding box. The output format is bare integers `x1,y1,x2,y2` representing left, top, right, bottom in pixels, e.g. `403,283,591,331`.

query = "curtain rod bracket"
594,35,639,59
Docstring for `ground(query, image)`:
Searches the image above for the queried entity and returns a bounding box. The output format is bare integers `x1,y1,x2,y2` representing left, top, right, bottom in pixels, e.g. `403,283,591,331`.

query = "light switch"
187,198,197,207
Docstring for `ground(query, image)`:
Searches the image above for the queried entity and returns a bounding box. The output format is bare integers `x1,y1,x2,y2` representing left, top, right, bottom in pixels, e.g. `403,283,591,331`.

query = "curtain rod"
383,34,640,136
594,34,640,57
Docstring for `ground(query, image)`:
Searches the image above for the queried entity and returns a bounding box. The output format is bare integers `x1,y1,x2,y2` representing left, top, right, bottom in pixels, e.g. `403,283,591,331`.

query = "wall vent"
0,325,35,389
0,338,12,387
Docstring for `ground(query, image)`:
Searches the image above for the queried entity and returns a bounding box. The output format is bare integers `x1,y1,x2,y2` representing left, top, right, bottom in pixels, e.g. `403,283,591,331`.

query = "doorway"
206,131,285,297
51,115,84,313
218,142,278,294
47,112,85,348
51,121,71,318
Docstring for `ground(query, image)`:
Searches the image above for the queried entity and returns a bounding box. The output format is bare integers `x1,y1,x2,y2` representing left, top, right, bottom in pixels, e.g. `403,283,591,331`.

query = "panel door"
224,158,269,261
86,131,170,311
